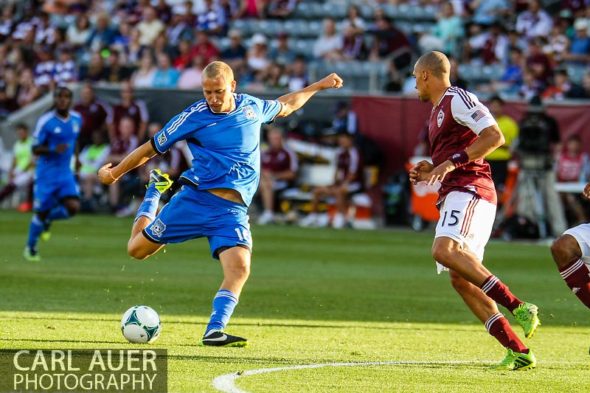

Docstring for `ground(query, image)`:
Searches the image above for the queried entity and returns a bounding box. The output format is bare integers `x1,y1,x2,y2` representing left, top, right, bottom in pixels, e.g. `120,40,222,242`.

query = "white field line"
212,360,489,393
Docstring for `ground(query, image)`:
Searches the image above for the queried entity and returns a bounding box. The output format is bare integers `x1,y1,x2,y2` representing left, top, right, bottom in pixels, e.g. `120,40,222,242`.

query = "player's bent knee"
551,235,581,267
431,243,453,265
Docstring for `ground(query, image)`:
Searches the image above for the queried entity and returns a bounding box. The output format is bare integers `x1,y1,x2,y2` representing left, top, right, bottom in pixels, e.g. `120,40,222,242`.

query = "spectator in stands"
174,39,192,70
542,69,585,99
108,81,149,143
332,101,358,135
582,71,590,98
16,68,41,108
79,130,110,211
266,0,298,19
0,123,33,210
106,116,139,213
137,7,165,46
486,95,519,196
287,55,308,91
197,0,227,36
103,49,133,83
152,52,180,88
434,2,464,58
88,13,116,52
131,51,157,88
153,31,177,61
265,62,288,89
0,87,18,117
79,52,105,82
515,95,566,237
54,46,77,85
270,32,296,66
526,38,553,89
495,47,525,94
556,134,589,225
544,24,570,64
155,0,173,24
339,4,365,34
448,56,468,90
516,0,553,40
191,30,220,65
258,126,298,225
247,33,271,72
342,26,367,61
0,5,15,42
178,54,205,90
35,12,57,46
166,12,193,47
300,132,363,229
237,0,266,19
33,45,55,92
221,29,247,72
519,69,544,99
313,18,343,61
368,16,412,69
124,27,145,66
383,58,404,93
562,18,590,64
66,13,92,50
73,83,111,149
470,0,511,26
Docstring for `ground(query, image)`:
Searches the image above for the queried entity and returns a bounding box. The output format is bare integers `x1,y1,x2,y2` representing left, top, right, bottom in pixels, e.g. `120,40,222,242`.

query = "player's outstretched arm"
276,73,343,118
98,141,157,185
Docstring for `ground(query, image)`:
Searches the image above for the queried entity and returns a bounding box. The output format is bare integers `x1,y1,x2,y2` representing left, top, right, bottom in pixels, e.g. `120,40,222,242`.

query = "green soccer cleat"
201,330,248,347
512,302,540,338
148,169,173,193
40,230,51,241
23,246,41,262
493,349,536,371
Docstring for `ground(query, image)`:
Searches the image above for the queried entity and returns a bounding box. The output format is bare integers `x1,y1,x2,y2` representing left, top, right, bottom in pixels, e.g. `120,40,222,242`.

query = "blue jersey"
151,93,282,206
32,110,82,179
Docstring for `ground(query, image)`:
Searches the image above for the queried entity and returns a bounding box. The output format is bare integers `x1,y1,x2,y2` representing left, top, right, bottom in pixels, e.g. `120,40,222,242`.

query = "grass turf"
0,210,589,392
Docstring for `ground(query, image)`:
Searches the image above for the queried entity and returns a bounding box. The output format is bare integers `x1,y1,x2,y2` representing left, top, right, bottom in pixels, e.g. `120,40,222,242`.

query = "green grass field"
1,210,589,392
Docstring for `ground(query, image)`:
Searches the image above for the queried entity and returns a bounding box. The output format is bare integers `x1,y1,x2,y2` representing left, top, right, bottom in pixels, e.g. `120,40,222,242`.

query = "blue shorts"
143,186,252,259
33,173,79,213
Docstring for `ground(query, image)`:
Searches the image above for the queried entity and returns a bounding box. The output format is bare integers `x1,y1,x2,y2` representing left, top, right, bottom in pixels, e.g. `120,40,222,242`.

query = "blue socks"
27,214,44,249
205,289,239,334
135,184,161,222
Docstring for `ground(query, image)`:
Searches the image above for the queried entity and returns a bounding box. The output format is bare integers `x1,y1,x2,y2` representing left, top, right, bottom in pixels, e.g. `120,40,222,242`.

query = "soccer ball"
121,305,161,343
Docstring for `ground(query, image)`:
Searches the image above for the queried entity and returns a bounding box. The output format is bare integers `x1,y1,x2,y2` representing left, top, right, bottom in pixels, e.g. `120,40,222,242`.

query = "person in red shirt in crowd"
257,126,298,225
107,81,149,143
409,51,539,371
300,132,362,229
73,83,112,149
191,31,220,65
556,134,588,225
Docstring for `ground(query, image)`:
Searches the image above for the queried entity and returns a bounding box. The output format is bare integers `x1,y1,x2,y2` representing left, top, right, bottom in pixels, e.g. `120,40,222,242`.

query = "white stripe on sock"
560,259,585,279
484,313,504,332
481,276,499,293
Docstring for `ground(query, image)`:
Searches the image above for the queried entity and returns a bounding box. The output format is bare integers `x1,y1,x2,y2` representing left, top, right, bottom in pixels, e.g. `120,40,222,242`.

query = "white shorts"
435,191,496,273
563,223,590,267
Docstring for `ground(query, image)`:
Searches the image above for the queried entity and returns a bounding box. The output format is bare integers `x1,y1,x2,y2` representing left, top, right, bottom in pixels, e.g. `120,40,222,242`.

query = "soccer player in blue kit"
24,87,82,262
98,61,343,346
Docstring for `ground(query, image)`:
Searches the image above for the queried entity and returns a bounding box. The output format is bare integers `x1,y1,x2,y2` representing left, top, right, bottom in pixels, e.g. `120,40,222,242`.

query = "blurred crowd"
3,0,590,120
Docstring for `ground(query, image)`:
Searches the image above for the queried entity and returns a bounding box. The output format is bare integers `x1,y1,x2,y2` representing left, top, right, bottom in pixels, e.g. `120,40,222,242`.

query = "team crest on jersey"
437,110,445,127
157,132,168,146
151,219,166,238
243,106,257,120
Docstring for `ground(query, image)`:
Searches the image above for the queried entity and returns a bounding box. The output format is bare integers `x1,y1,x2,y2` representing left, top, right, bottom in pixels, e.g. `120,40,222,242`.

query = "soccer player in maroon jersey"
550,183,590,314
409,51,539,370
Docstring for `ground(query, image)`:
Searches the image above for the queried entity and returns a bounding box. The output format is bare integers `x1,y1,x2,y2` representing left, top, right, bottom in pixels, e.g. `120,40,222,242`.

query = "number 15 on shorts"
441,210,460,227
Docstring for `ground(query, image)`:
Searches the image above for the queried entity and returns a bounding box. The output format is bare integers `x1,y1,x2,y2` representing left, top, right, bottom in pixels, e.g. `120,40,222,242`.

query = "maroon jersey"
556,152,587,182
261,146,298,173
107,100,149,138
336,146,362,185
428,87,498,205
73,99,111,146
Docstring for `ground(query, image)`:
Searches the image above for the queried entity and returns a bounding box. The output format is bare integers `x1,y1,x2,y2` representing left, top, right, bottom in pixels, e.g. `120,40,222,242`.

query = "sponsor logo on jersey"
243,106,257,120
437,110,444,127
157,132,168,146
151,219,166,238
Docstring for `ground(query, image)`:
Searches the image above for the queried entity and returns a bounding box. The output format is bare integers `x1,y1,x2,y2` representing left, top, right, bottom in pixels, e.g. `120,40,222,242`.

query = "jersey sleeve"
32,114,51,147
251,96,282,124
450,91,497,135
151,108,201,154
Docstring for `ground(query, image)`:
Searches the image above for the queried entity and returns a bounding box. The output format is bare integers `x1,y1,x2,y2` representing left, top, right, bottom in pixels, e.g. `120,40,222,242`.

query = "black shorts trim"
214,244,251,259
142,228,164,244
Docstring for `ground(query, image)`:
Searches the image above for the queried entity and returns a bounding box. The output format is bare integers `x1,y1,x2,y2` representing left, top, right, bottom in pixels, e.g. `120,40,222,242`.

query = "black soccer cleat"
201,330,248,347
